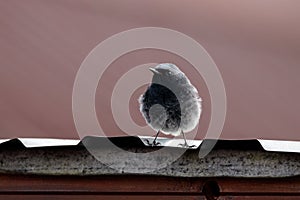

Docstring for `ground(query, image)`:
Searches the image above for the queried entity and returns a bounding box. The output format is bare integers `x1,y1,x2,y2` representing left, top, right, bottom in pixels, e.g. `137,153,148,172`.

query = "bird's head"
149,63,186,85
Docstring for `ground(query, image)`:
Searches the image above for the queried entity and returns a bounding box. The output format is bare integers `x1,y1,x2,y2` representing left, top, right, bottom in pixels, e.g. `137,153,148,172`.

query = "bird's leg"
178,130,196,148
145,130,161,146
152,130,161,146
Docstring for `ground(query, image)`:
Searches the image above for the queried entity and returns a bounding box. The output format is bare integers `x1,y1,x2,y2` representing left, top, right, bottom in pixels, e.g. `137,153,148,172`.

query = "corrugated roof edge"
0,136,299,153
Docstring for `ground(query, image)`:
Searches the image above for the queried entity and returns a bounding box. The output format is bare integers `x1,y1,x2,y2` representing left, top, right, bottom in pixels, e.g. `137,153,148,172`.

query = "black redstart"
139,63,202,147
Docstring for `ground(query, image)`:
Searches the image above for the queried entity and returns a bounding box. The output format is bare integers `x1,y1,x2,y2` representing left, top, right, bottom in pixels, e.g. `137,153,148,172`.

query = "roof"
0,137,299,178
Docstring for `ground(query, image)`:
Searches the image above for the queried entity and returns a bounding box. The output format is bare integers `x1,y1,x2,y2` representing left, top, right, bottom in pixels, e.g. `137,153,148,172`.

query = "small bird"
139,63,202,147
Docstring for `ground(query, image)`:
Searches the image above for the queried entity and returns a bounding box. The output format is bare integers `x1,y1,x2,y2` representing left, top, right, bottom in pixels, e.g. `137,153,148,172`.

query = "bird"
139,63,202,148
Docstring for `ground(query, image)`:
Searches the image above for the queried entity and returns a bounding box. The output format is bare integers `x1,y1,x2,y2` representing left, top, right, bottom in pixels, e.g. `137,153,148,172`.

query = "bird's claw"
178,143,196,148
152,140,161,147
145,139,161,147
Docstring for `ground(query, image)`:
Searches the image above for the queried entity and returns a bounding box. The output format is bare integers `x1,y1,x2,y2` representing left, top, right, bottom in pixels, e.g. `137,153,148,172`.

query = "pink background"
0,0,300,140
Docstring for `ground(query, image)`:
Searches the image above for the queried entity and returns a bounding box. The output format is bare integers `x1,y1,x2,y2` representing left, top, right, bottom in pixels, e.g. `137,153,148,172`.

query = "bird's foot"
178,143,196,148
145,139,161,147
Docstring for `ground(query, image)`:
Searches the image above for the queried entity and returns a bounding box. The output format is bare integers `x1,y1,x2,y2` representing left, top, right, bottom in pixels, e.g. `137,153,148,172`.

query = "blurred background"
0,0,299,140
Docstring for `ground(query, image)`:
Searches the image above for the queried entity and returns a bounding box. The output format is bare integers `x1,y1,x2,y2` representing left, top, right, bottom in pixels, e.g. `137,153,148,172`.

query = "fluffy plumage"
139,63,202,146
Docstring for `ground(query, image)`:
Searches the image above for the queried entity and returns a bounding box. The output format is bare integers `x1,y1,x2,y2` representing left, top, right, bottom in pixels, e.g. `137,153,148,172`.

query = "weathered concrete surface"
0,138,299,178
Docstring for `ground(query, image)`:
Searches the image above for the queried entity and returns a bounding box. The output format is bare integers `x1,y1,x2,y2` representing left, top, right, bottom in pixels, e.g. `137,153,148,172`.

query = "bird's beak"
149,68,160,74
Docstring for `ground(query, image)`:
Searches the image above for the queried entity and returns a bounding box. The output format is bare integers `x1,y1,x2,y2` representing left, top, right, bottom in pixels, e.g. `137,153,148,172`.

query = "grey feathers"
139,63,202,136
